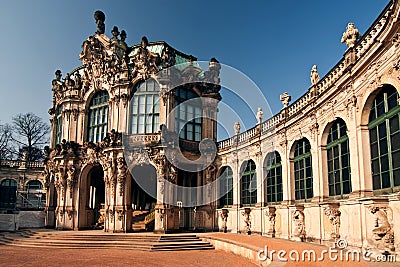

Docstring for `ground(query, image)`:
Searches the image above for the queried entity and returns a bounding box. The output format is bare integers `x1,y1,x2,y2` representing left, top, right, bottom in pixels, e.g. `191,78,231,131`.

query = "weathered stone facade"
45,11,221,233
216,0,400,256
42,1,400,257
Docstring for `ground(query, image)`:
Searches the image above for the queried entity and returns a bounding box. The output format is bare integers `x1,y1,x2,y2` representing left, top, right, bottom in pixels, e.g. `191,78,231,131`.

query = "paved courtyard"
0,245,256,267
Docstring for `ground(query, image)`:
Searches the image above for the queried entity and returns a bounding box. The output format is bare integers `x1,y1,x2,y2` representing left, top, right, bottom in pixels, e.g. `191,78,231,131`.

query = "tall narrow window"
327,119,351,197
368,85,400,191
54,106,63,145
0,179,18,209
241,160,257,206
130,79,160,134
88,90,109,143
293,138,313,200
218,166,233,208
175,88,202,141
265,151,283,203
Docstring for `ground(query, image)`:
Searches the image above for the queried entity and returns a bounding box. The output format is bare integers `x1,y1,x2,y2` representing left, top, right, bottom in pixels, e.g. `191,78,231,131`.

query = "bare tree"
11,113,50,161
0,123,12,161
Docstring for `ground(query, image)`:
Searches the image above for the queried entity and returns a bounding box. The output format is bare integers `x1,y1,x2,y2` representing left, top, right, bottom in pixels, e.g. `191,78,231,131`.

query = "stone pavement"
0,245,256,267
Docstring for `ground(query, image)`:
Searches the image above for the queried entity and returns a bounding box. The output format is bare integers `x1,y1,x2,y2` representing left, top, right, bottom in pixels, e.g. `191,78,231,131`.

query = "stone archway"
78,165,105,229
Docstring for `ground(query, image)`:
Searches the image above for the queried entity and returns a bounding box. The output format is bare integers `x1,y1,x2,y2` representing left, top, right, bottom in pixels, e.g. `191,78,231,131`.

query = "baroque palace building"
44,0,400,255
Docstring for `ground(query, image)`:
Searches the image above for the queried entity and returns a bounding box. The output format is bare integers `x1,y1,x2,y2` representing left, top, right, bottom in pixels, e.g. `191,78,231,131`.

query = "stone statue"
341,22,361,48
131,36,160,79
234,122,240,135
120,30,127,42
74,72,82,89
369,206,394,251
52,70,64,90
242,208,252,235
94,10,106,35
280,92,291,108
310,65,320,86
64,73,75,88
161,45,176,68
220,209,229,233
111,26,120,42
256,107,263,124
292,209,306,240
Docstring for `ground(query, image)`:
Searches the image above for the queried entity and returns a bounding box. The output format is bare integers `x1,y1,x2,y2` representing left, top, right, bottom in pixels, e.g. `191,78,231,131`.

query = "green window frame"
130,79,160,134
327,119,351,197
218,166,233,208
175,88,202,141
294,138,313,200
265,151,283,203
241,160,257,206
88,90,109,143
54,106,63,145
368,85,400,192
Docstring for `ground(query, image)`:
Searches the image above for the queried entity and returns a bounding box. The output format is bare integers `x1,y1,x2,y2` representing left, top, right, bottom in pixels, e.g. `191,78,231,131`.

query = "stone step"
0,230,214,251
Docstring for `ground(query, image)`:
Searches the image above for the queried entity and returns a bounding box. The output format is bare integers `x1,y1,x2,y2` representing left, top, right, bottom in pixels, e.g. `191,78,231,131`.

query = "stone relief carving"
116,157,127,196
130,36,160,81
323,205,341,239
368,206,395,252
292,209,306,240
265,207,276,237
242,208,252,235
66,164,76,199
220,209,229,233
341,22,361,48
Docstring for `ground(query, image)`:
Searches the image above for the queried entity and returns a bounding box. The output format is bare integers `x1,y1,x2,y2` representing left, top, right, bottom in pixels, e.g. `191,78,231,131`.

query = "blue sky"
0,1,389,137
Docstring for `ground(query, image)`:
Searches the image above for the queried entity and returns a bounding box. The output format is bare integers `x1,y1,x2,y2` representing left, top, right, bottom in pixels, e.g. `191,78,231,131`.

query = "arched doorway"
130,164,157,231
78,165,105,229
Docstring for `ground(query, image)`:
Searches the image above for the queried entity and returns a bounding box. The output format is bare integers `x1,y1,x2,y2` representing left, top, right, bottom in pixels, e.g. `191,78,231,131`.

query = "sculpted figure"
256,107,263,124
341,22,361,48
94,10,105,35
64,73,75,88
161,45,176,68
52,70,64,90
310,65,320,86
131,36,160,79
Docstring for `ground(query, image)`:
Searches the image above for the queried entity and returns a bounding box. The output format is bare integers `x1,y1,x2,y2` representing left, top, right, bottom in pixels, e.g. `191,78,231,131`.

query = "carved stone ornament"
130,36,160,81
66,164,76,199
341,22,361,48
265,207,276,237
234,122,241,135
126,148,150,167
280,92,291,108
117,157,127,196
256,107,263,124
310,65,320,86
241,208,252,235
323,205,341,239
368,206,395,252
220,209,229,233
292,208,306,240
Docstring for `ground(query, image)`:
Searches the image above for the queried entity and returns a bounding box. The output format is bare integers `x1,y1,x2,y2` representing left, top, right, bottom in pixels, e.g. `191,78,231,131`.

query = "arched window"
130,79,160,134
88,90,109,142
265,152,283,203
241,160,257,206
175,88,202,141
218,166,233,208
327,119,351,197
54,106,62,145
293,138,313,200
25,180,44,208
0,179,17,209
368,85,400,191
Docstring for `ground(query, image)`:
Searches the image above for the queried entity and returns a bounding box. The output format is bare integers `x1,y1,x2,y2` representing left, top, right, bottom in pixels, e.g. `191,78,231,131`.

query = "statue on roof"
130,36,160,80
111,26,120,42
310,65,320,86
341,22,361,48
94,10,106,35
52,70,64,89
161,45,176,68
64,73,75,88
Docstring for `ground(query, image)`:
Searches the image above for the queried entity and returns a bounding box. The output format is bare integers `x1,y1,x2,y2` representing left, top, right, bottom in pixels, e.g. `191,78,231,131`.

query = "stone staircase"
0,229,214,251
131,210,149,232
